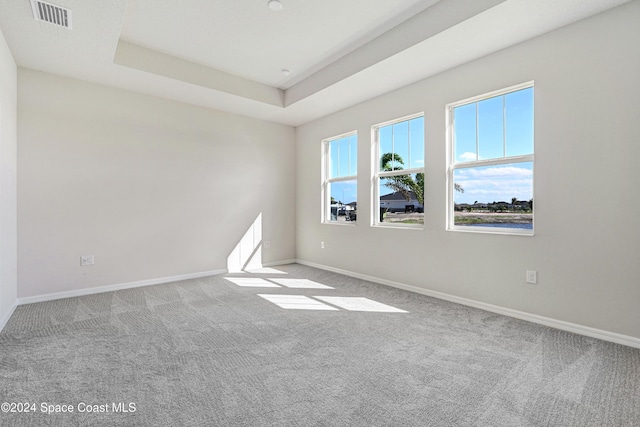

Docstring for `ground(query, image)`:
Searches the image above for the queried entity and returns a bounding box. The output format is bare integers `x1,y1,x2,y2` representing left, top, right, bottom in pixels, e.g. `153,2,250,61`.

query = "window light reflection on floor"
225,278,281,287
314,297,408,313
269,278,334,289
242,267,288,274
258,294,338,311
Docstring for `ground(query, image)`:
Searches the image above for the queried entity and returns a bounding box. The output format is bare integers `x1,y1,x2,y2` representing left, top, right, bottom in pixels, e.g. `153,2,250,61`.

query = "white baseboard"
263,259,296,267
15,259,297,306
17,269,227,306
296,259,640,349
0,303,17,332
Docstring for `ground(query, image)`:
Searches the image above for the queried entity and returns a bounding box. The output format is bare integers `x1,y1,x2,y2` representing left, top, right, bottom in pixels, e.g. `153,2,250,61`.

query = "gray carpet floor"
1,263,638,426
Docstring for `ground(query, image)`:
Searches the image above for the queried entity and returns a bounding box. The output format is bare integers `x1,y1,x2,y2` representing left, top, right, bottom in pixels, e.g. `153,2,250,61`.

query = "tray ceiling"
0,0,631,125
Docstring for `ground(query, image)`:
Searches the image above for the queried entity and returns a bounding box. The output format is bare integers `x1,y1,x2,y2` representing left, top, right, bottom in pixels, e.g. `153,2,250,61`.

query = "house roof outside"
380,191,419,202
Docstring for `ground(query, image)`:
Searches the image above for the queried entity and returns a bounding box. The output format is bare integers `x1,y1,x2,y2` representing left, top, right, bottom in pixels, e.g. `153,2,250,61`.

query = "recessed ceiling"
120,0,439,89
0,0,631,126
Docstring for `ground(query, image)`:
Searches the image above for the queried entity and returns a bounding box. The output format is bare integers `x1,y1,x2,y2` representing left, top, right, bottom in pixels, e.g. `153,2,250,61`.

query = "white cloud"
457,166,532,179
458,152,477,162
454,164,533,203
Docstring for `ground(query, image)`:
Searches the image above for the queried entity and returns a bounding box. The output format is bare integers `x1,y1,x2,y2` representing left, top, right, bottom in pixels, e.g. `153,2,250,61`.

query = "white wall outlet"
263,240,271,249
320,241,325,249
526,270,537,284
81,255,94,266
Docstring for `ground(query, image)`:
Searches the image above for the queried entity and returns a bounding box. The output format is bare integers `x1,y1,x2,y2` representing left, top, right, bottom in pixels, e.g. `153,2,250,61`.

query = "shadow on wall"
226,213,263,273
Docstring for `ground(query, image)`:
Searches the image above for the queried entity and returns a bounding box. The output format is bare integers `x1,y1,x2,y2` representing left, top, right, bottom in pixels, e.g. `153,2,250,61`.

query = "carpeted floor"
1,263,638,426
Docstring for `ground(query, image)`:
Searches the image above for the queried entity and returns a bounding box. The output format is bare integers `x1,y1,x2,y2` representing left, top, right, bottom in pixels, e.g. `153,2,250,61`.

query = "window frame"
321,131,358,225
446,82,534,235
372,112,425,229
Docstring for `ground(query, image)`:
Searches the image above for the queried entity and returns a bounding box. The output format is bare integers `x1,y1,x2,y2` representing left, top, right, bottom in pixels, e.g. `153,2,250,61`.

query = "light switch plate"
526,270,537,284
81,255,94,266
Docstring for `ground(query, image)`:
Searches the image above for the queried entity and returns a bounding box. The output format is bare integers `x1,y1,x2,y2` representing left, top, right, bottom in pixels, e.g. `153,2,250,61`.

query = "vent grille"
30,0,72,29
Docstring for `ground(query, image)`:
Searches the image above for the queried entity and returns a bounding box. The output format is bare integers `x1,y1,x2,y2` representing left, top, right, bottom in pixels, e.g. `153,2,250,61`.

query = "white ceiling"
120,0,441,89
0,0,631,126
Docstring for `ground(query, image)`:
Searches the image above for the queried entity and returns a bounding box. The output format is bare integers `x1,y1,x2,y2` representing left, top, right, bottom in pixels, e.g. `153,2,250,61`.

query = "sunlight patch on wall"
226,213,263,273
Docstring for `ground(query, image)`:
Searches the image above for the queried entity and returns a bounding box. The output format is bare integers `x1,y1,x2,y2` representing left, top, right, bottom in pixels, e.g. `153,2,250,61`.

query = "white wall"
18,70,295,298
0,27,17,328
296,2,640,339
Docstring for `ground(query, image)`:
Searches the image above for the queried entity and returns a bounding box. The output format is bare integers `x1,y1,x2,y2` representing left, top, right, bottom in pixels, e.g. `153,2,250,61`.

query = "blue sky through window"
326,133,358,221
329,180,357,205
478,95,503,160
506,89,534,156
454,162,533,205
393,121,409,171
378,115,424,197
409,117,424,169
453,87,533,204
329,134,357,179
454,87,533,163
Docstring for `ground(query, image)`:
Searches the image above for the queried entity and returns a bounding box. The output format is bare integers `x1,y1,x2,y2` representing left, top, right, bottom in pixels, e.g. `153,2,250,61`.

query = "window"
322,132,357,224
447,83,534,234
373,114,424,227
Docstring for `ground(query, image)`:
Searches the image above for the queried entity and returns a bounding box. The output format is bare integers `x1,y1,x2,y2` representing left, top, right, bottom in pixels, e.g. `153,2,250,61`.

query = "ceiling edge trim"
284,0,507,107
113,40,284,107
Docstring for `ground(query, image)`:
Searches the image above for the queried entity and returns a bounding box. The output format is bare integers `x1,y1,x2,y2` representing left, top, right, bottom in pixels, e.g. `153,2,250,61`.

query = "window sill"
373,223,424,230
447,225,534,236
322,221,357,226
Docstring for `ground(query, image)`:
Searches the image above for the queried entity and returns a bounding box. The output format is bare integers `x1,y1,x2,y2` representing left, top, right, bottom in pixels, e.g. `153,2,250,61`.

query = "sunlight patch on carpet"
225,278,280,287
314,296,408,313
258,294,338,310
242,267,288,274
269,279,334,289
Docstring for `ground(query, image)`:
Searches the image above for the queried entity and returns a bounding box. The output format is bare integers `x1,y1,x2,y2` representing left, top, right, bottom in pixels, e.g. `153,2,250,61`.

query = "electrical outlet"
81,255,94,266
320,241,325,249
263,240,271,249
526,270,537,284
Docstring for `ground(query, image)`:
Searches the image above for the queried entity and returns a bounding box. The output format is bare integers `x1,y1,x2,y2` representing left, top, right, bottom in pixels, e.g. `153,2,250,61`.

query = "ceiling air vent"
30,0,72,29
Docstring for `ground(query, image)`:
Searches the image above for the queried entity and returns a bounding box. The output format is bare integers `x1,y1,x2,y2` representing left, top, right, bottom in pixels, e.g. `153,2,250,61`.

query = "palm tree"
380,153,462,204
380,153,423,204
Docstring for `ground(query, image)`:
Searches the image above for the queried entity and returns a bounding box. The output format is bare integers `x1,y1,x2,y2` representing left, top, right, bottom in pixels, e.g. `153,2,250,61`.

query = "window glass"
393,121,409,171
379,173,424,225
453,162,533,230
506,88,534,157
454,103,477,163
379,126,393,171
329,140,339,179
449,84,534,234
348,134,357,176
374,114,425,228
478,95,504,160
328,180,358,222
409,116,425,170
323,132,357,224
339,138,350,177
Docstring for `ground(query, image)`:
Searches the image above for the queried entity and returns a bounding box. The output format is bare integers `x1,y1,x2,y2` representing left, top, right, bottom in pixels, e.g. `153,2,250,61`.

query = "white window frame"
446,82,534,235
321,131,357,225
372,113,425,229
